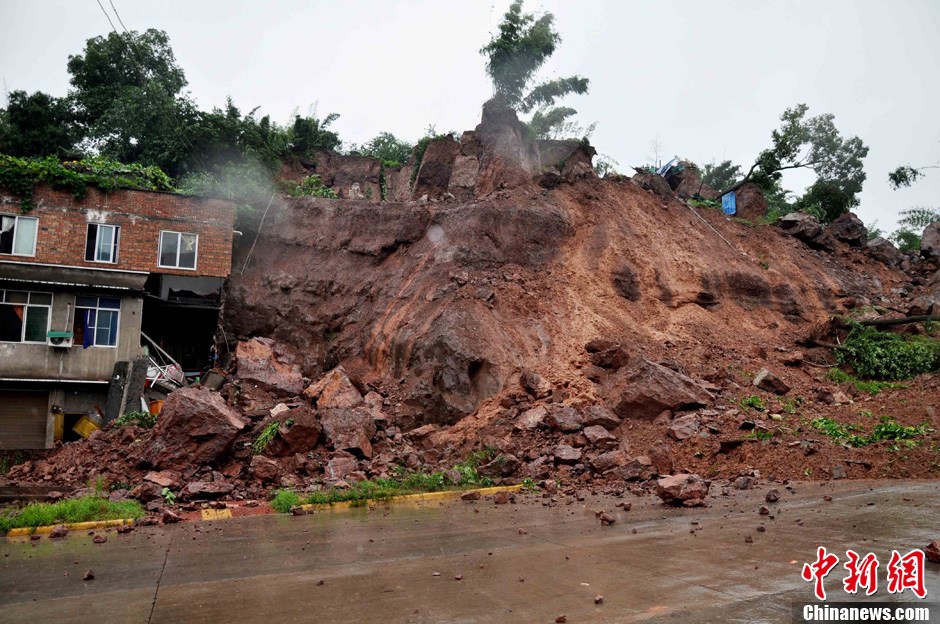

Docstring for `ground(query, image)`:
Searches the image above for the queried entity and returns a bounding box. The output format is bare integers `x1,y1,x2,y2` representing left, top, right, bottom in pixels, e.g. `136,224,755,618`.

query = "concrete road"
1,480,938,623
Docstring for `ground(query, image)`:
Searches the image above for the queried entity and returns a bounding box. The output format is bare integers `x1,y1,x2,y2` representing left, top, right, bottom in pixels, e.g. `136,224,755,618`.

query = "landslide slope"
226,175,908,438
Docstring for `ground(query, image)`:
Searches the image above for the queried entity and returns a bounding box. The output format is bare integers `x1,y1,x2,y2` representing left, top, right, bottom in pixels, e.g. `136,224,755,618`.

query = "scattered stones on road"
594,594,604,604
83,570,95,581
926,540,940,564
49,525,68,539
92,535,107,544
765,489,780,503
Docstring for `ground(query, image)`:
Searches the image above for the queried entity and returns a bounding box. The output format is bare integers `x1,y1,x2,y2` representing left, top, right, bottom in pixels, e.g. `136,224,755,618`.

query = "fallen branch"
852,315,940,327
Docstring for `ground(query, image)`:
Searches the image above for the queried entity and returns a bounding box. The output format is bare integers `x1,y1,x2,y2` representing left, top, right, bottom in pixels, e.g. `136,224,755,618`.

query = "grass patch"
742,429,775,441
0,496,144,535
826,367,907,396
739,395,766,411
780,396,803,414
811,416,933,448
270,451,501,512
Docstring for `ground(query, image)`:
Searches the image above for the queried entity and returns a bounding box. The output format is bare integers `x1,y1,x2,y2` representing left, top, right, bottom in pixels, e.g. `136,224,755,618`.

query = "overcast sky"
1,0,938,232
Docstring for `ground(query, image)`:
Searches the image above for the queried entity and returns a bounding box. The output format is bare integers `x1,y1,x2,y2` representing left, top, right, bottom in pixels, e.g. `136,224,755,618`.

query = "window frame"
73,295,121,349
85,223,120,264
0,289,53,344
157,230,199,271
0,214,39,257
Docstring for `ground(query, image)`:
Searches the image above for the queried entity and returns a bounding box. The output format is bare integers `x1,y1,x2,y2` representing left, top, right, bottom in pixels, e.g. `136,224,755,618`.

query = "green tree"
355,132,413,166
701,160,742,192
889,207,940,252
723,104,869,223
0,91,79,158
289,111,341,157
480,1,588,136
67,29,193,174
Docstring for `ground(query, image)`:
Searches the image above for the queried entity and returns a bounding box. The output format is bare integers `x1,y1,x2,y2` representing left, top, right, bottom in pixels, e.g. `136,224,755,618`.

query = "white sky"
1,0,938,232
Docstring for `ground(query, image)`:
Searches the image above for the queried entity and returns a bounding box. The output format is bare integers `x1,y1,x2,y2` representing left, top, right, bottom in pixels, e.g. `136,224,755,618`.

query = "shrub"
270,489,300,513
114,410,157,429
278,174,338,198
836,326,940,381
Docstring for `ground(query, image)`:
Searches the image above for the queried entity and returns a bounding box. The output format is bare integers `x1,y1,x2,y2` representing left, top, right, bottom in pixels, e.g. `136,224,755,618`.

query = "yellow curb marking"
295,484,525,513
200,508,233,521
5,517,136,538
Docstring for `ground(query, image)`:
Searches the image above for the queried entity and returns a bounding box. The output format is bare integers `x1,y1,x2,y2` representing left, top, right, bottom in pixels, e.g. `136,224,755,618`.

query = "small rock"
49,525,69,539
556,616,567,624
745,535,754,544
759,506,770,515
461,491,482,501
492,491,512,505
454,575,463,581
594,594,604,604
92,535,107,544
831,465,847,480
116,525,135,534
161,509,182,524
925,540,940,563
83,570,95,581
757,526,766,533
765,489,780,503
599,512,616,525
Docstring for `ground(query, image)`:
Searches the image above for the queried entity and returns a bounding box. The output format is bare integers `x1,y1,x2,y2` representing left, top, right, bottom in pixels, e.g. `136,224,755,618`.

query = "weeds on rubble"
688,198,720,210
114,411,157,429
161,488,177,505
780,396,803,415
0,451,27,475
278,175,338,199
742,430,775,441
811,416,932,448
826,366,908,396
739,395,766,411
252,418,294,455
835,325,940,381
0,496,144,534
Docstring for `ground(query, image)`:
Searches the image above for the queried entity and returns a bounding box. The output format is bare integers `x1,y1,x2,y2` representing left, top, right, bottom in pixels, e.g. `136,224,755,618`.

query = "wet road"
1,480,938,623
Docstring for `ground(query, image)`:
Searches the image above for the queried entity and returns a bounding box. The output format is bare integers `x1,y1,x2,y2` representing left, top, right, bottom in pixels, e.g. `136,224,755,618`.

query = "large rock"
181,481,234,500
303,366,363,408
514,405,548,431
778,213,836,251
667,414,701,441
138,388,247,469
582,405,621,430
922,222,940,260
264,406,322,457
828,212,867,247
236,338,305,396
474,99,542,196
867,237,902,266
553,445,582,465
601,359,712,420
632,171,674,199
545,405,585,432
520,370,552,398
320,407,376,458
249,455,280,482
733,183,768,221
656,473,710,506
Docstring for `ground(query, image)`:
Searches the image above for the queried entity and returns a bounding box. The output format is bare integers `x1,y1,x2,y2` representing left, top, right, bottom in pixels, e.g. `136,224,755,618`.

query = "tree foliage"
0,91,79,158
701,160,741,192
353,132,413,166
888,206,940,253
727,104,869,223
480,1,588,138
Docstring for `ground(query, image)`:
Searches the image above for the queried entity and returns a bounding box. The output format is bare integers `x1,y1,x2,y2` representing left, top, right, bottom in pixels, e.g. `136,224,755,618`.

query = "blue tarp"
722,192,737,216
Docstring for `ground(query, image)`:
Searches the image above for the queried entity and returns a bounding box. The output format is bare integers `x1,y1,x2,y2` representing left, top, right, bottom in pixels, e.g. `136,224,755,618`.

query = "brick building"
0,185,234,449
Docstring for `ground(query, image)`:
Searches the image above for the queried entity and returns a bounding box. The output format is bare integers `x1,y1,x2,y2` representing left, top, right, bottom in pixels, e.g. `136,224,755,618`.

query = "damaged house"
0,186,234,449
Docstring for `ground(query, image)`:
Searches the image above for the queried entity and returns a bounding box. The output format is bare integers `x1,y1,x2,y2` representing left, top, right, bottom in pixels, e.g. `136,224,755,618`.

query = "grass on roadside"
0,496,144,535
270,450,502,513
811,416,933,449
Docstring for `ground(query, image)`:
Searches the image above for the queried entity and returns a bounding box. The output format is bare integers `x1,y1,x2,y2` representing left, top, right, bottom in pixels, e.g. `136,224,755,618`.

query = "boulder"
545,406,585,432
514,405,548,431
582,425,617,447
733,183,768,221
181,481,234,500
129,482,163,503
474,100,542,196
325,452,358,481
304,366,363,409
632,171,674,199
601,359,712,420
867,237,902,266
264,406,322,457
922,222,940,260
778,213,836,251
589,450,627,473
143,471,182,490
138,388,247,470
656,474,710,506
753,369,790,395
478,454,522,478
320,407,377,458
582,405,621,430
236,338,305,395
590,345,630,370
667,414,701,441
828,212,867,247
553,445,582,465
249,456,280,482
520,371,552,399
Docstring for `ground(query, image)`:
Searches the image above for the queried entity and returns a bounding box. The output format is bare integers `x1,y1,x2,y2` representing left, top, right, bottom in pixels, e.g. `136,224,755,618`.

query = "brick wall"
0,186,235,278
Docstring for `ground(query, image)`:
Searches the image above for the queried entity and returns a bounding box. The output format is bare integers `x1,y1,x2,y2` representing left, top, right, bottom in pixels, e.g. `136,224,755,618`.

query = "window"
0,290,52,343
73,296,120,348
85,223,120,263
0,215,38,256
158,231,198,270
